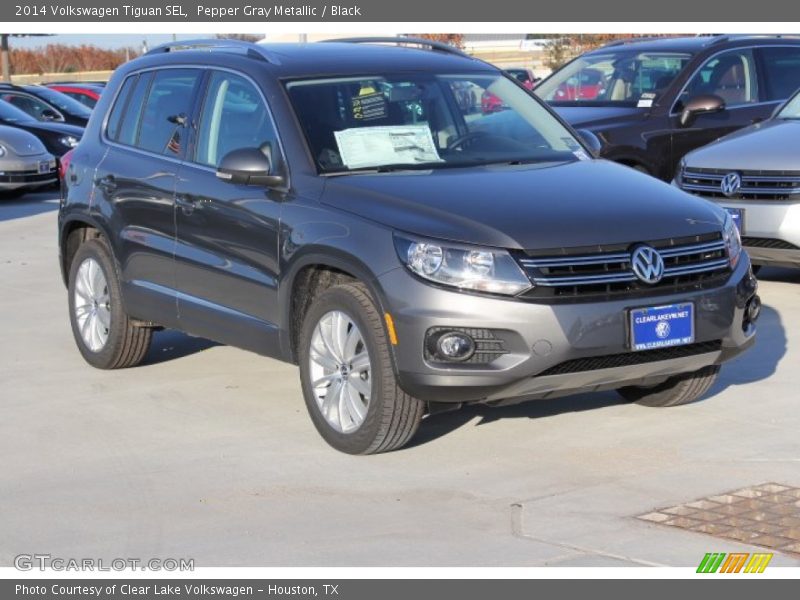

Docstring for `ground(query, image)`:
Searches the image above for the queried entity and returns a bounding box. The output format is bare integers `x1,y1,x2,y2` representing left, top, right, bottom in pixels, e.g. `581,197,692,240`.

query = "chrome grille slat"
682,169,800,199
518,235,730,299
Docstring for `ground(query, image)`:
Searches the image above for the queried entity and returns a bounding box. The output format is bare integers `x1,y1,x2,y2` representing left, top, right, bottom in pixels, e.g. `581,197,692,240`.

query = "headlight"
59,135,79,148
723,212,742,269
0,144,6,157
395,234,532,296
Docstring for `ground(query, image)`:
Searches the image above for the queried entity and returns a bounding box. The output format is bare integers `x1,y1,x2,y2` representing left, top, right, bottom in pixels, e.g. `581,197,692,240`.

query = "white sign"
334,125,442,169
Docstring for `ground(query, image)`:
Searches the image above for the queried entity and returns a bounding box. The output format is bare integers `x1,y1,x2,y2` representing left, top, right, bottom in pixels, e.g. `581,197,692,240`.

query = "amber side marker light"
384,313,398,345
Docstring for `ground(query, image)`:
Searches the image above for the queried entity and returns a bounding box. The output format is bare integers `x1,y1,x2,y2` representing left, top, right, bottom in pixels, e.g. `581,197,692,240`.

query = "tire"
68,238,152,369
752,265,762,276
617,365,720,407
298,281,424,454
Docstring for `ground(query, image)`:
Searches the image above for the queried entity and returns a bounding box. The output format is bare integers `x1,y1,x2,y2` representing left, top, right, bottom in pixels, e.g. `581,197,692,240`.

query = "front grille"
742,237,800,250
537,340,723,377
681,168,800,200
517,232,731,301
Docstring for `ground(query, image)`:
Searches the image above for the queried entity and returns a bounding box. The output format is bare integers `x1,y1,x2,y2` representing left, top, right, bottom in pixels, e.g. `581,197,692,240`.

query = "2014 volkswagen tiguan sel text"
59,38,759,454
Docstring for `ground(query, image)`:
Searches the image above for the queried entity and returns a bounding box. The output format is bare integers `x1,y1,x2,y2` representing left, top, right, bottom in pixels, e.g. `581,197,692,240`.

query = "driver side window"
194,71,279,168
679,49,759,110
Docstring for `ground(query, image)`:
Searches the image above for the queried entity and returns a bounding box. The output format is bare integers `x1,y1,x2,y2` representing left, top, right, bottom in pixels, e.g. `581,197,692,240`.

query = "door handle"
175,195,208,214
95,174,116,194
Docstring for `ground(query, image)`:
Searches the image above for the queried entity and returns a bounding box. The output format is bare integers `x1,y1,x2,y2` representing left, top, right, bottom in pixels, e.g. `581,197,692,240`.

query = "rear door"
173,69,285,356
670,48,769,169
93,68,203,326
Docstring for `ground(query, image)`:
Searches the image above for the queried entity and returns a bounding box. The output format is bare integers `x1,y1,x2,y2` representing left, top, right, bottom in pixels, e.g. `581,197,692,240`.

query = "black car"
0,83,91,127
536,35,800,180
0,99,82,157
59,38,757,454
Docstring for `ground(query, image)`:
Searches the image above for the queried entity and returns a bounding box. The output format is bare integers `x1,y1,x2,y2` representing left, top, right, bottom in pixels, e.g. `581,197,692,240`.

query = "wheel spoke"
312,373,338,388
348,374,371,399
309,345,338,372
344,382,367,422
96,306,111,329
332,311,350,361
350,352,370,372
321,378,343,422
343,324,361,362
317,319,343,364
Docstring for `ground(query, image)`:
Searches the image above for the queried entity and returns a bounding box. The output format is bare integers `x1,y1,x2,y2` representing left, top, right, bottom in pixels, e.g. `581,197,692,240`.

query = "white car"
0,124,57,197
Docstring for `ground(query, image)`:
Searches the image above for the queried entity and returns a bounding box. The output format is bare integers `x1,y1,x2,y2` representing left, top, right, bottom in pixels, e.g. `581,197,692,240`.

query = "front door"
173,70,285,356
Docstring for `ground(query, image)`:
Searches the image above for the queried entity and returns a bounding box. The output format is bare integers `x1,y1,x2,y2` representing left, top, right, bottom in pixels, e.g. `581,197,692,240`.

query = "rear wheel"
617,365,720,407
68,238,152,369
298,282,424,454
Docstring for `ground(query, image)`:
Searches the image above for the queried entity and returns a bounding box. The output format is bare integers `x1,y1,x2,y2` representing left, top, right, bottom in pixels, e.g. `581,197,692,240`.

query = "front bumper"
0,156,58,190
705,198,800,268
379,255,757,404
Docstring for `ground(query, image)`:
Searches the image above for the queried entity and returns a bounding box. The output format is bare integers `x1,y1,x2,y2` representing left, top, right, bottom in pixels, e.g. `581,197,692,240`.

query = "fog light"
437,332,476,361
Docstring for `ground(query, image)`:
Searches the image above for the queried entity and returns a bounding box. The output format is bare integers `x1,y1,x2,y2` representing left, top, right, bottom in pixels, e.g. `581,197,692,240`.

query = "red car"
552,68,605,101
45,84,103,109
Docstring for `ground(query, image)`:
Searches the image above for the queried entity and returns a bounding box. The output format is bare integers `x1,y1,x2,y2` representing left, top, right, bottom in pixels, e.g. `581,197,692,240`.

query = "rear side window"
137,69,202,156
759,47,800,101
115,72,153,146
106,76,137,141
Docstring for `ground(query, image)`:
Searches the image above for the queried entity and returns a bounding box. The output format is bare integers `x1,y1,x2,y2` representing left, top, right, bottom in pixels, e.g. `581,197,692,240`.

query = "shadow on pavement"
410,390,626,448
0,192,60,222
144,329,220,365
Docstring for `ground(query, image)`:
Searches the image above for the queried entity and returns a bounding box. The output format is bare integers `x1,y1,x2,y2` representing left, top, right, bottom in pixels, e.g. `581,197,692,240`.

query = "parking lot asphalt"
2,191,800,568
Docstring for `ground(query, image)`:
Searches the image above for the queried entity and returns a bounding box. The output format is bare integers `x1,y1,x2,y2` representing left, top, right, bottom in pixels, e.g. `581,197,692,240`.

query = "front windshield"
778,89,800,119
0,99,37,124
286,73,587,173
28,86,92,117
535,51,692,106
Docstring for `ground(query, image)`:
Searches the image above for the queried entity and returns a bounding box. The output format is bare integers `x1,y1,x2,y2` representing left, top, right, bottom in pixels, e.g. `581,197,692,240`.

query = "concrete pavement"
2,192,799,567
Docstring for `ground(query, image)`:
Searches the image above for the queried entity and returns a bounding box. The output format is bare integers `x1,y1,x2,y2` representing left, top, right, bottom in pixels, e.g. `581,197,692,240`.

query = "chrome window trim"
669,43,800,115
101,64,291,187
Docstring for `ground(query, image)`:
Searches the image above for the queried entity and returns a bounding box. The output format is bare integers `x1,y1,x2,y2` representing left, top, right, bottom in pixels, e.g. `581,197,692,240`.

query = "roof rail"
322,36,471,58
145,38,275,64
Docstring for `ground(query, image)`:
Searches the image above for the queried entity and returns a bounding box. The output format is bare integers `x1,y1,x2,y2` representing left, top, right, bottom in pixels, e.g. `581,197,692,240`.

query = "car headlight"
723,212,742,269
394,234,532,295
0,144,6,158
59,135,80,148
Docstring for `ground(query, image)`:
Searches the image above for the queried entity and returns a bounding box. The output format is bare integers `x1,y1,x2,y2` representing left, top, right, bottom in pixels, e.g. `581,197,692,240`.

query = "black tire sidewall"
67,238,126,368
298,285,389,455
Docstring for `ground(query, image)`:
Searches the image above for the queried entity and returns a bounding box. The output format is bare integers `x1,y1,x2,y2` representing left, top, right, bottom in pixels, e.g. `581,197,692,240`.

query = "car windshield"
777,89,800,119
27,86,92,117
0,99,37,124
535,51,693,106
286,72,587,174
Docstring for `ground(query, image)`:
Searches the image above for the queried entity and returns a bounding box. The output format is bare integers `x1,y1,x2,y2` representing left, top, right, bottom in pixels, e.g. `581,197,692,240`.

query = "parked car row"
0,81,101,197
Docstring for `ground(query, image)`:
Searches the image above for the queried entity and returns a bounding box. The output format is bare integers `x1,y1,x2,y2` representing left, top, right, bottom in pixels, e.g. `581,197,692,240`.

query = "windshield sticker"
334,125,442,169
637,92,656,108
352,91,388,121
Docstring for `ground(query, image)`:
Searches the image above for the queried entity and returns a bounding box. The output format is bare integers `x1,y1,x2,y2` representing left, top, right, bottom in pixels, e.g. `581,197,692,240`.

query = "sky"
9,34,220,51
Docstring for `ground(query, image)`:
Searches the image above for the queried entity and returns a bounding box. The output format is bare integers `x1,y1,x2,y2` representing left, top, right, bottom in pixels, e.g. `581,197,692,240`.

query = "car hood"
683,119,800,171
321,160,723,250
19,120,84,138
551,105,647,128
0,124,47,156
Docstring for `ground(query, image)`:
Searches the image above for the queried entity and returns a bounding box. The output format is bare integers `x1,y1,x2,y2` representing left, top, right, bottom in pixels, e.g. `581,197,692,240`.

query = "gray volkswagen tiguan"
58,38,759,454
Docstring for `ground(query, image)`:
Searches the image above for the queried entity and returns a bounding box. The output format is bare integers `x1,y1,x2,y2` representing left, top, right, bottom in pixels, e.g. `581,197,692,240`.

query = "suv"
536,35,800,180
59,38,758,454
677,86,800,270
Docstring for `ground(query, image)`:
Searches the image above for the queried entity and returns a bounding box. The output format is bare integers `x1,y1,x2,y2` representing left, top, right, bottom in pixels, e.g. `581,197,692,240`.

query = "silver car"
0,124,57,195
676,89,800,270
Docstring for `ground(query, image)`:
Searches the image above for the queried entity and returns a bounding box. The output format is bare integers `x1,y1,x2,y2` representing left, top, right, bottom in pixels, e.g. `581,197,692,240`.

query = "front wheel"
617,365,720,407
298,282,424,454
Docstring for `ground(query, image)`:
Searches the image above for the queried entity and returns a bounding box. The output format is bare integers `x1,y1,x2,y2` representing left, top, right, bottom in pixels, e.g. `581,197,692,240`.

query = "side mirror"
575,129,602,158
40,108,59,121
216,144,285,188
679,94,725,127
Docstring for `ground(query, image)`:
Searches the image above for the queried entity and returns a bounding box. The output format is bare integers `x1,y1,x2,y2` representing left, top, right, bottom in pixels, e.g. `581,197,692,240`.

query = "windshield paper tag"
352,91,388,121
334,125,442,169
637,92,656,108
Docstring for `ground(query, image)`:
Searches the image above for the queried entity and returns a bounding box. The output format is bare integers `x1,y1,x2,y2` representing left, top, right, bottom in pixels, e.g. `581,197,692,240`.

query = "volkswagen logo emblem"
631,245,665,284
720,172,742,197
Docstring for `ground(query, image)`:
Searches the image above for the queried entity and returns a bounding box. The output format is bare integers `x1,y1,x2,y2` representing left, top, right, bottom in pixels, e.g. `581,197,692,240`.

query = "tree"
408,34,465,49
